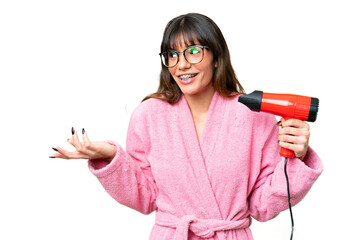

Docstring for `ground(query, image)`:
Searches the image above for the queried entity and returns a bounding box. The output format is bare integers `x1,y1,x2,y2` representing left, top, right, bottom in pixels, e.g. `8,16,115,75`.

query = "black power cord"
284,157,294,240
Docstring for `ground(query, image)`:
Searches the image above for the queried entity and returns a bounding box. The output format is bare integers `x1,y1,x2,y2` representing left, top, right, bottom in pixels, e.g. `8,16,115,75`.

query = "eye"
188,46,201,55
168,51,178,58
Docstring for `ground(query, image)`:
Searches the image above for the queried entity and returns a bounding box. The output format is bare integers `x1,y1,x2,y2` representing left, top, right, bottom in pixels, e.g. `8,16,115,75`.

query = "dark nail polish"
82,128,85,134
49,156,56,158
52,147,58,152
277,120,281,125
71,127,75,135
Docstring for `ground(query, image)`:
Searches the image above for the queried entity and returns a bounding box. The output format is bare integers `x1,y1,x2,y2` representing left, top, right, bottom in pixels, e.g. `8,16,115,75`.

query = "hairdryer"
238,90,319,158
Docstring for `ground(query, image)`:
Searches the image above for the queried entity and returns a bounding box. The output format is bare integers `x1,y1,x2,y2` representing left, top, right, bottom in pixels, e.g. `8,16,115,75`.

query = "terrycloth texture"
88,91,323,240
155,211,250,240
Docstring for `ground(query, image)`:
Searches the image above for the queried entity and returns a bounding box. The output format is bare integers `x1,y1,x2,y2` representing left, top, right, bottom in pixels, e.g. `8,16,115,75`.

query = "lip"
177,73,199,85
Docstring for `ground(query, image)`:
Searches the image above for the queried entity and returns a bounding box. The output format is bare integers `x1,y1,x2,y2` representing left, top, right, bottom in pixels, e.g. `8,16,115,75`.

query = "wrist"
299,150,308,161
103,144,117,163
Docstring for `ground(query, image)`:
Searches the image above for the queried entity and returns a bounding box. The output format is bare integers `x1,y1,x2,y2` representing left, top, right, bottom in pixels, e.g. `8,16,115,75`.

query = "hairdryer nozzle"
308,97,319,122
237,91,263,112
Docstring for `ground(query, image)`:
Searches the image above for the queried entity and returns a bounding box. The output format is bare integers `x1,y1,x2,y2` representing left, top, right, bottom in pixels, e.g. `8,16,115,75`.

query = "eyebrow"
169,43,202,51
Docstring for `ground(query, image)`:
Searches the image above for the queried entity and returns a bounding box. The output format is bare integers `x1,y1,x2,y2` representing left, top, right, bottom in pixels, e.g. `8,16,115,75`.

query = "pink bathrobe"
88,91,323,240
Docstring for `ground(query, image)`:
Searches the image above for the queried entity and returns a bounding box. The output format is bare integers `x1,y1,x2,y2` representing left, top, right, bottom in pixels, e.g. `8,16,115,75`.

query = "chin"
182,89,208,98
179,86,199,96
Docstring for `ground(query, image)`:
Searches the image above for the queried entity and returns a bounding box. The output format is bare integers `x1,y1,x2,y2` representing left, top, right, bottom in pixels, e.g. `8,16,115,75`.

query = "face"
168,36,216,98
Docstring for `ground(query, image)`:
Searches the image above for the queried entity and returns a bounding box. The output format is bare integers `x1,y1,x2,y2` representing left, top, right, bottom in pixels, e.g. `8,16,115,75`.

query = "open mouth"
178,73,198,81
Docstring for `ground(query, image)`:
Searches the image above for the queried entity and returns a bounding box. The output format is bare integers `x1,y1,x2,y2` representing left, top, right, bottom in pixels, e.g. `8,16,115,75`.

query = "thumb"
277,118,285,127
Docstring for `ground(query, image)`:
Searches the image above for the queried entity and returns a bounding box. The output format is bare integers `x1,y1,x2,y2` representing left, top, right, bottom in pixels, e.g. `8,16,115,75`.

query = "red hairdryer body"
238,91,319,158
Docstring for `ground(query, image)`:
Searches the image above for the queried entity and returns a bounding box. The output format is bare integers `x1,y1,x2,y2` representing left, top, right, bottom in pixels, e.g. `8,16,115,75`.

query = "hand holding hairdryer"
238,90,319,158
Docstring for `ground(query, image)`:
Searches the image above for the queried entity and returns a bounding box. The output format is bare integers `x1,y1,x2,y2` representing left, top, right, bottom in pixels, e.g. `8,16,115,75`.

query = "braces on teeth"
179,74,196,80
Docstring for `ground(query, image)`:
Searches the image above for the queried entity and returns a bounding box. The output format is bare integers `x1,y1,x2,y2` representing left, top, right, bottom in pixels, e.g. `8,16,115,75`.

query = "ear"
214,61,218,68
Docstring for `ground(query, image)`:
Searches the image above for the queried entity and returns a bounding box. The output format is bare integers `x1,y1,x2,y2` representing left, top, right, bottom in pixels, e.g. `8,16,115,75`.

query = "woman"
51,13,323,240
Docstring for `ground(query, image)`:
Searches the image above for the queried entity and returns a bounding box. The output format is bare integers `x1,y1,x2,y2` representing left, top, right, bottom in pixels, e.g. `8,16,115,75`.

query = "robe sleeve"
248,115,323,222
87,105,158,215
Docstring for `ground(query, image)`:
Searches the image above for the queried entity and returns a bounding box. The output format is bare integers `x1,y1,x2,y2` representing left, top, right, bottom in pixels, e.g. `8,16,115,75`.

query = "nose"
177,52,191,70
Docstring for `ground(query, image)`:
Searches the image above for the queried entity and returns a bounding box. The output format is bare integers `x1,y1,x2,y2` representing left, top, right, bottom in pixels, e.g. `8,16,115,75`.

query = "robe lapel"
199,91,226,163
177,91,225,220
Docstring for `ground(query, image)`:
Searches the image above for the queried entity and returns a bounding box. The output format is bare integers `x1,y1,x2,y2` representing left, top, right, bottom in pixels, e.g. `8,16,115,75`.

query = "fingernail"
71,127,75,135
277,120,281,125
82,128,85,134
49,156,56,158
52,147,58,152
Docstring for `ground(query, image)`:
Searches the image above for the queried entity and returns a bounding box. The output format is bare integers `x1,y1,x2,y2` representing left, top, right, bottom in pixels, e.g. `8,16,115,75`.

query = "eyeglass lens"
161,46,205,67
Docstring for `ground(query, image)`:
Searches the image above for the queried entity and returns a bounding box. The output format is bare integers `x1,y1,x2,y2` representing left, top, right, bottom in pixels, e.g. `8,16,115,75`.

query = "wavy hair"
142,13,245,104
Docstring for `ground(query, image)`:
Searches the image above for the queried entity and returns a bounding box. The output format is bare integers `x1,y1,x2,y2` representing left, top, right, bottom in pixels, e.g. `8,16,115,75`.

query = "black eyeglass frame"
159,45,209,68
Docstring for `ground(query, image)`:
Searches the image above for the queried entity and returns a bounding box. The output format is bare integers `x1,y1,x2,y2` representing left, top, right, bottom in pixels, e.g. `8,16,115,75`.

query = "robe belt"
155,211,251,240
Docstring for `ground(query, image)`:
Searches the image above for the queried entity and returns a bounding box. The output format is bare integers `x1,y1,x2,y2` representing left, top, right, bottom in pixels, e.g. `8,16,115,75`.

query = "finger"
60,138,94,158
280,126,310,141
50,147,66,159
67,137,75,147
279,141,307,153
50,151,70,159
71,127,82,150
277,118,285,127
278,141,303,154
51,146,89,159
278,141,292,150
67,135,84,153
80,128,97,155
279,126,303,136
278,134,308,145
82,128,91,148
282,119,309,129
67,136,95,158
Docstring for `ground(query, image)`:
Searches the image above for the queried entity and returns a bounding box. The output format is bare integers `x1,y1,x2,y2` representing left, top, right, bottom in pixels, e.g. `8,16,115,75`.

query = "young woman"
51,13,323,240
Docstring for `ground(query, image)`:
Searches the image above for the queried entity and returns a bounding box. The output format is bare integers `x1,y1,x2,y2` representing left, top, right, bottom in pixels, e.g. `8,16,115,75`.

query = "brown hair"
142,13,245,104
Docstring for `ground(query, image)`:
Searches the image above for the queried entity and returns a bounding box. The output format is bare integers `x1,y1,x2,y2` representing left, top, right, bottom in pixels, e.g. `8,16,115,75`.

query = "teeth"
179,74,197,80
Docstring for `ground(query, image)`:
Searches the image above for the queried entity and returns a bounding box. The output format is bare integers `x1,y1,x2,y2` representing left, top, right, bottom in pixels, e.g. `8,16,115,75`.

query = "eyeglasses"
159,45,208,68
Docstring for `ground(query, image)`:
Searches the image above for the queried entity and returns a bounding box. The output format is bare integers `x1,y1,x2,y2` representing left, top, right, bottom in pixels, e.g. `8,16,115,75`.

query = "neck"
184,86,215,118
